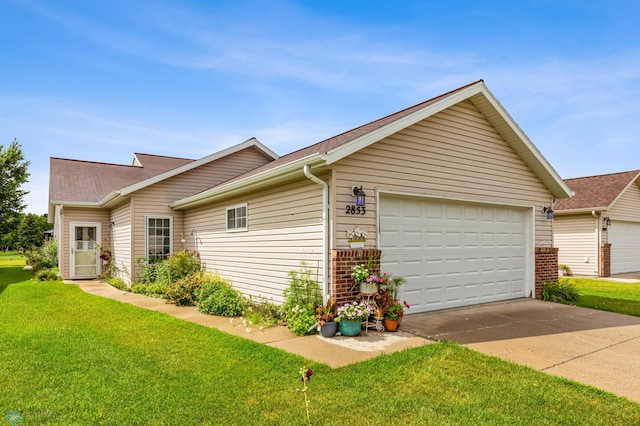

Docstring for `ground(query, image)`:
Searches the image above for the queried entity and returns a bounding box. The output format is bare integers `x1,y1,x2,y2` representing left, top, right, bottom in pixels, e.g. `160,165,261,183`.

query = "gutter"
303,164,330,305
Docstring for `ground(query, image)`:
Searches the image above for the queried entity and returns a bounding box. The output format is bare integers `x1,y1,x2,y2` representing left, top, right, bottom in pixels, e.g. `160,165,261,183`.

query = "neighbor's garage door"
380,196,528,313
609,221,640,274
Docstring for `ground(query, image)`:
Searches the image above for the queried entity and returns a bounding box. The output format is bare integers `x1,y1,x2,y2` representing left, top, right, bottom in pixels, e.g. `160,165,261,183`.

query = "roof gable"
554,170,640,212
173,80,572,209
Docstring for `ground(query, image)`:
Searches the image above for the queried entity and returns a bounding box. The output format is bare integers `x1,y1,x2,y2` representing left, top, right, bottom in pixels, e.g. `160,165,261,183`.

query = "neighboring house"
553,170,640,277
49,80,572,313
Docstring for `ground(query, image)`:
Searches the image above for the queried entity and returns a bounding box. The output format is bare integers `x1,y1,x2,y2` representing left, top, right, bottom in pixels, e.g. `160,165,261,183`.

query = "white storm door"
70,222,101,279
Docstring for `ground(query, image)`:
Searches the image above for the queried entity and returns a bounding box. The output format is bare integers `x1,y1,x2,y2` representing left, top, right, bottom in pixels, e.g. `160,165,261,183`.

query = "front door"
70,222,101,279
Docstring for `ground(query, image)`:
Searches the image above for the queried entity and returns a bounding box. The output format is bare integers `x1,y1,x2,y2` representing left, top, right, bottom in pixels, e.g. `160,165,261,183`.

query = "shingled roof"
554,170,640,212
49,154,194,204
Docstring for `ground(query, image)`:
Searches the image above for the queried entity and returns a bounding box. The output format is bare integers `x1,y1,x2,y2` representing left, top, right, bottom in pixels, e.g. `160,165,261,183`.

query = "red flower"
301,369,313,382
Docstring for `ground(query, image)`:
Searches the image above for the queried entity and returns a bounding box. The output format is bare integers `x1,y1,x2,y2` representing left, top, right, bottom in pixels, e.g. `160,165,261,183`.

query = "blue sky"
3,0,640,215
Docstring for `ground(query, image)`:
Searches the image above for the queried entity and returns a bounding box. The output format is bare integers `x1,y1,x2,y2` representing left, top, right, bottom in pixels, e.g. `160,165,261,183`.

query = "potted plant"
346,226,367,248
384,300,408,332
315,301,337,337
558,264,571,277
351,264,384,294
337,301,369,336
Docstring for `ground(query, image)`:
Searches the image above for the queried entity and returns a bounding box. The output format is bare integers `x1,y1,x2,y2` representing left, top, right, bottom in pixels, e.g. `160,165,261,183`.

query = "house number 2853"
345,205,366,215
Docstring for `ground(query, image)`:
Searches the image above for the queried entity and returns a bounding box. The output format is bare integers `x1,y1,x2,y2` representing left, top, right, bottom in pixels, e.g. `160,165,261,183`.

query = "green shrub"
26,238,58,272
285,306,317,336
197,273,232,301
198,286,245,317
541,279,580,303
281,263,322,335
105,276,128,290
243,297,282,328
163,272,207,306
156,249,201,285
131,282,167,297
35,268,60,281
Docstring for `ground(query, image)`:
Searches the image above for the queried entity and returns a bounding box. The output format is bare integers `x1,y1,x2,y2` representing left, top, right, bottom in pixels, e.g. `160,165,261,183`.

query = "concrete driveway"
401,299,640,403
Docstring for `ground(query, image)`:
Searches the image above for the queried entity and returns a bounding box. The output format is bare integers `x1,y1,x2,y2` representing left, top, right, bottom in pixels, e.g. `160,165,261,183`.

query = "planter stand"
356,292,384,334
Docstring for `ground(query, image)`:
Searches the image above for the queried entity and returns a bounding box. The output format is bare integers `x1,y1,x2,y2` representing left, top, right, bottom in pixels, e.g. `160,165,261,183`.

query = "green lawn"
1,259,640,424
562,277,640,317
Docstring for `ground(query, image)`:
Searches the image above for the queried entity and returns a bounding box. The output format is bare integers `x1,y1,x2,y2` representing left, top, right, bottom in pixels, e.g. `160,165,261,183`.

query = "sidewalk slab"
70,280,430,367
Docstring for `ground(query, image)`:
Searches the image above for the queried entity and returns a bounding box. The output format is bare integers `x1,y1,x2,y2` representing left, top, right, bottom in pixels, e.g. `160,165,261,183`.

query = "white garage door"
609,221,640,274
380,196,528,313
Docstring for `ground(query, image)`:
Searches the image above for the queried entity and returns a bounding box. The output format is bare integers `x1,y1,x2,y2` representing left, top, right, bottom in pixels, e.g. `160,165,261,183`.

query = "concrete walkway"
71,280,430,368
72,280,640,403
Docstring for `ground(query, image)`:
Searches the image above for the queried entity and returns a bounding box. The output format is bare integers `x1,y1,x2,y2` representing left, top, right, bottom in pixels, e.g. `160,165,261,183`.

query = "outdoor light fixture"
352,186,366,206
542,206,554,220
602,217,611,231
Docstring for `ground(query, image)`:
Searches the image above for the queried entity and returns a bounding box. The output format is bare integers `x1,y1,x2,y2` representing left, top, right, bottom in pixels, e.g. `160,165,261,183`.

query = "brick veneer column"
331,249,381,305
535,247,559,299
599,243,611,277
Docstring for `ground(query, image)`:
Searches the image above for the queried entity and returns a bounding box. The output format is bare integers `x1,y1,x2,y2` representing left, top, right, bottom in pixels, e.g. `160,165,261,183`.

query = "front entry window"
146,216,172,261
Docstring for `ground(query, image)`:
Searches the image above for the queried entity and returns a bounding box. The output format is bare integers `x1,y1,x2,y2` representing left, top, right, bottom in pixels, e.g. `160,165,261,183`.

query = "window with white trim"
226,203,247,231
146,216,173,260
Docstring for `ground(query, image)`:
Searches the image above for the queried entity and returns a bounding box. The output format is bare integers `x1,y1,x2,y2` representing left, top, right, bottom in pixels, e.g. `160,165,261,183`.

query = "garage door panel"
609,221,640,274
380,196,528,313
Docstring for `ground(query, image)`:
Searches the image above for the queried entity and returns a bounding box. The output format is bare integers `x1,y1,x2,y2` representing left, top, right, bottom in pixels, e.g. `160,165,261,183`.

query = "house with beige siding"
49,80,572,313
553,170,640,277
49,138,278,282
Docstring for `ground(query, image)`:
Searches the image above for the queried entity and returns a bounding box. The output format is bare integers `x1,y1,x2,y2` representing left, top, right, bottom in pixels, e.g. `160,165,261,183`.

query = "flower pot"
384,319,399,332
359,281,379,295
339,319,362,336
320,321,338,337
349,240,365,248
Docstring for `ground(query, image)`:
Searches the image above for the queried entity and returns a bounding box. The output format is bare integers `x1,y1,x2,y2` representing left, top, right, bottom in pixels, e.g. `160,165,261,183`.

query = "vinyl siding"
608,181,640,222
183,179,324,303
58,207,110,279
331,100,554,248
110,201,132,282
129,147,271,278
554,215,599,276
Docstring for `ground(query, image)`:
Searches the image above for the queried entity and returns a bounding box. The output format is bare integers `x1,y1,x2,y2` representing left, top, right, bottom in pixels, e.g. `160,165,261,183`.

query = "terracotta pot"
384,319,399,332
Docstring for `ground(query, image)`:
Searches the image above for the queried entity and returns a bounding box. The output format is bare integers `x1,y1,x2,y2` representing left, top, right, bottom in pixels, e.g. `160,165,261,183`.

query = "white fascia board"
119,138,278,198
52,201,103,209
554,207,607,215
171,154,324,210
322,83,484,165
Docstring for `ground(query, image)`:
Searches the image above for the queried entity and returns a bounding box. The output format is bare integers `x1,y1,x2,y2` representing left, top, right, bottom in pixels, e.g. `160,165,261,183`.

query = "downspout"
303,165,329,304
592,210,600,275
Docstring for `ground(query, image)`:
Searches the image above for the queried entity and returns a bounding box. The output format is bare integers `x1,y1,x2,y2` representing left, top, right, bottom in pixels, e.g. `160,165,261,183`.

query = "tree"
0,139,30,241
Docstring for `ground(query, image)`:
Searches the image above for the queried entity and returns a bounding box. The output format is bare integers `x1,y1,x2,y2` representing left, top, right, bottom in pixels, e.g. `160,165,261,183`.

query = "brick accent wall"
535,247,559,299
331,249,381,305
599,243,611,277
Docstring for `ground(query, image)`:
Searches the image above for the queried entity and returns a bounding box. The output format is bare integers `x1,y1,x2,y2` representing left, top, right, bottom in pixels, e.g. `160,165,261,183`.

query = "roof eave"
51,201,104,209
554,207,608,215
171,154,325,210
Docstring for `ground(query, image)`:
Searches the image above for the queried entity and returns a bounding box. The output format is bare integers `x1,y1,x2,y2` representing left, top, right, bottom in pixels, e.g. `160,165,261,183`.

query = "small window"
226,204,247,232
146,216,173,261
